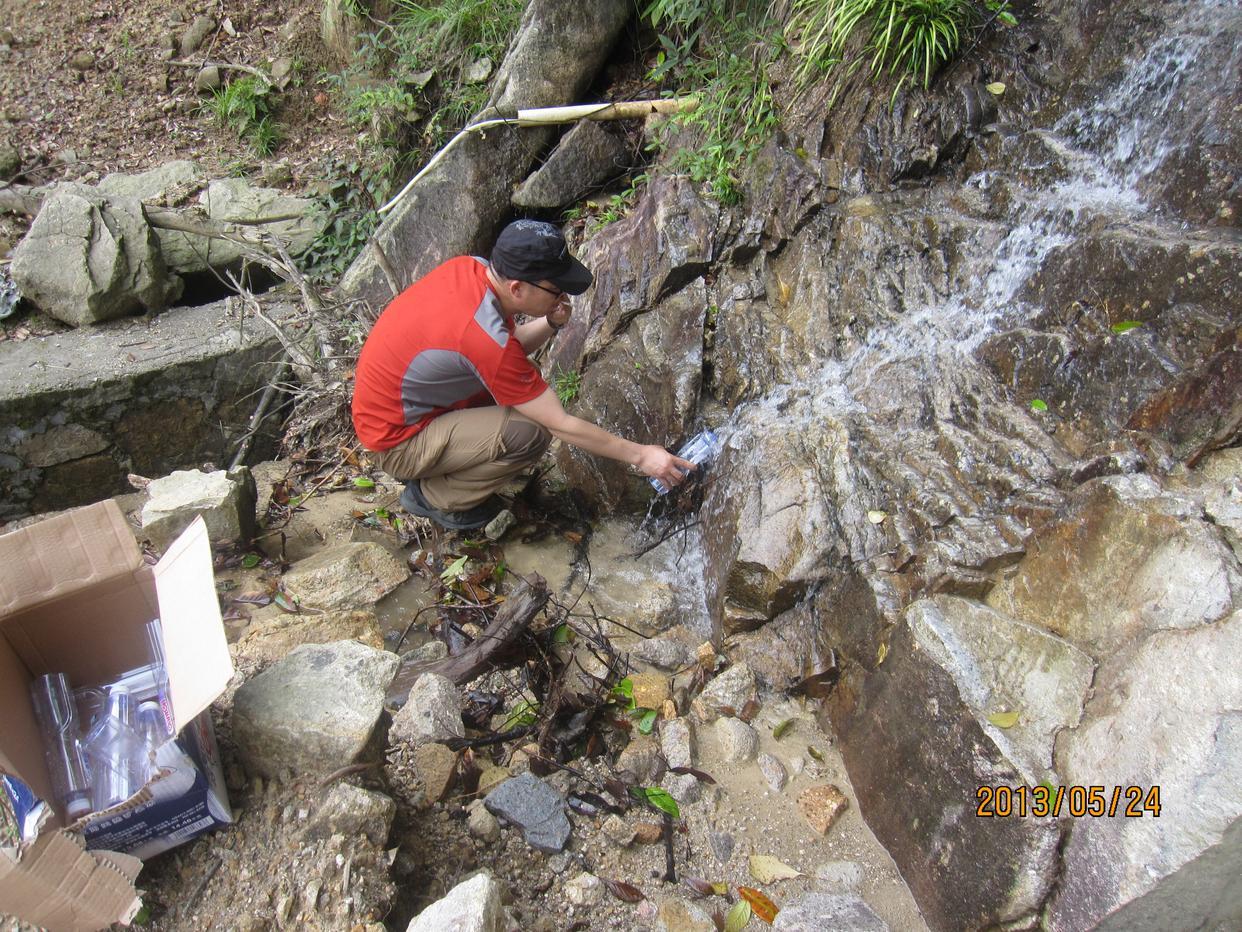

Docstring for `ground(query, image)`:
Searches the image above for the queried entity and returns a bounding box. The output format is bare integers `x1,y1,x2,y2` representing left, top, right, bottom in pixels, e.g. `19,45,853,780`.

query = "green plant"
205,75,280,155
552,367,582,405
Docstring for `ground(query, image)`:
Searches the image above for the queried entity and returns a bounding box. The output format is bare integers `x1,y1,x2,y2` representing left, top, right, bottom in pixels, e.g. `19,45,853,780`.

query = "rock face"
340,0,633,309
511,120,632,210
405,871,505,932
232,640,399,779
231,610,384,667
10,182,182,326
282,542,410,611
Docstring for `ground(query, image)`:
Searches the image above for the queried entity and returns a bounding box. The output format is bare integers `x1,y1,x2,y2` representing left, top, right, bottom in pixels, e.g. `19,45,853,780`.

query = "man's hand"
547,302,571,331
635,444,697,489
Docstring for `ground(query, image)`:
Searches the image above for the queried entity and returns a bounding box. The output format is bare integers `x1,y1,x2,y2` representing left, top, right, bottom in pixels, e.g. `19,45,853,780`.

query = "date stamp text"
975,784,1161,818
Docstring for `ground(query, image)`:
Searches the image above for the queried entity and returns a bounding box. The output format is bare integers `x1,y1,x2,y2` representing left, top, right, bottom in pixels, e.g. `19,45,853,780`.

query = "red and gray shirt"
351,256,548,451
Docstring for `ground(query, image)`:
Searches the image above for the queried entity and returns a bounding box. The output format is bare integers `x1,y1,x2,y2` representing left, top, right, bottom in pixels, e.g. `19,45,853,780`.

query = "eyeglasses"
527,281,566,300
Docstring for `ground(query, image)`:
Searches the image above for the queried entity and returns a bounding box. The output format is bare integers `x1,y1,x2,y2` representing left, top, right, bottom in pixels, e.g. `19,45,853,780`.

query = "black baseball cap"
490,219,594,295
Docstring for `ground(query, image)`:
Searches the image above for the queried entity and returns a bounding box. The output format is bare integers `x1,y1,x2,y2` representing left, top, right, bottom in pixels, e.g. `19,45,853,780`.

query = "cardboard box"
0,501,235,930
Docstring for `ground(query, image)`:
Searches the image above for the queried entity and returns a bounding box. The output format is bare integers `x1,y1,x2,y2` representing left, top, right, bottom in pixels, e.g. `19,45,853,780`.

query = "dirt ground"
0,0,353,258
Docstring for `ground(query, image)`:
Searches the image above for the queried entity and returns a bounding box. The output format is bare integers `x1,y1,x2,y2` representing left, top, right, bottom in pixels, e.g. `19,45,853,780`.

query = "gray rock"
627,636,695,671
563,871,602,907
484,772,571,853
405,871,504,932
232,609,384,667
11,182,183,325
232,640,399,779
615,734,665,783
661,771,700,806
659,717,695,771
413,742,457,802
194,66,222,94
815,860,864,891
467,799,500,842
484,508,515,541
270,57,295,90
400,639,448,665
304,783,395,845
512,120,631,210
757,752,788,792
907,595,1096,785
716,718,758,763
141,467,257,549
773,893,889,931
1049,609,1242,932
692,662,758,721
98,160,204,203
462,57,493,84
707,830,734,864
179,14,215,57
389,673,464,746
282,541,409,611
601,813,636,847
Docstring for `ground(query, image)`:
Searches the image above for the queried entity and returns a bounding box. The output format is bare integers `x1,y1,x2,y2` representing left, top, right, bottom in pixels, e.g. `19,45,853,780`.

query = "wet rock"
141,466,257,550
399,639,448,666
691,662,757,721
907,595,1095,785
304,784,395,846
282,541,409,611
512,120,631,210
715,718,758,763
484,773,571,853
659,717,695,771
986,474,1241,655
797,784,849,836
11,182,183,325
483,508,515,541
1049,609,1242,932
773,893,888,931
179,14,215,57
757,753,788,792
232,640,399,779
467,799,500,842
232,609,384,666
656,897,715,932
563,872,602,907
389,673,464,746
412,743,457,802
626,636,695,671
405,871,504,932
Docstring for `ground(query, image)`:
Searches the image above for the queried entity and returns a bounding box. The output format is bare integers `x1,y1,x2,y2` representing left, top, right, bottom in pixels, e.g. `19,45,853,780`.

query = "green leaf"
632,786,680,819
986,81,1006,96
999,11,1018,26
241,553,261,569
637,709,658,735
503,699,539,730
1111,320,1143,334
725,899,752,932
553,624,571,645
772,718,795,740
440,554,468,582
353,476,376,489
1029,399,1049,412
988,710,1021,728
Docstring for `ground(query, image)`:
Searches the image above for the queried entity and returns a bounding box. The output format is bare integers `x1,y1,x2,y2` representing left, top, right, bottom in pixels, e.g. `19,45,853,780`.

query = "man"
351,219,694,529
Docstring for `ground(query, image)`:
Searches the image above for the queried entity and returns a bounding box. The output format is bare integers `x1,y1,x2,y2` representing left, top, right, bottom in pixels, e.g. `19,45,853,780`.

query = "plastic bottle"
29,673,93,821
83,686,144,812
135,701,167,784
650,429,722,495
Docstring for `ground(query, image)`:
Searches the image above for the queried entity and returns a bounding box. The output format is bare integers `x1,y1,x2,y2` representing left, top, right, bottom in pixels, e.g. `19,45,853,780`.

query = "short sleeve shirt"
351,256,548,450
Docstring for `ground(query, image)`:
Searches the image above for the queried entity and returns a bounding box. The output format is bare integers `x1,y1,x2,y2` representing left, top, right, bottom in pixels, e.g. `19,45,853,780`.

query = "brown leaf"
562,530,584,544
603,879,645,903
739,698,760,722
221,605,251,623
233,591,273,606
738,887,780,924
670,766,717,785
682,877,724,898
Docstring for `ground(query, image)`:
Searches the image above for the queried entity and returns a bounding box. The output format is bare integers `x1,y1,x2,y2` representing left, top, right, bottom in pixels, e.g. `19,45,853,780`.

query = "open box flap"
152,516,232,732
0,501,140,617
0,829,141,932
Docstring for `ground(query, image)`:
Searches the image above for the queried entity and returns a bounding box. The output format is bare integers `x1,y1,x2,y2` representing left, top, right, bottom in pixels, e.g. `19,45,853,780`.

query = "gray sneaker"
399,480,502,530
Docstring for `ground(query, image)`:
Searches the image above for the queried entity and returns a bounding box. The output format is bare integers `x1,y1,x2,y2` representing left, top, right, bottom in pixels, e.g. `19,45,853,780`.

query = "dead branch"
386,573,551,706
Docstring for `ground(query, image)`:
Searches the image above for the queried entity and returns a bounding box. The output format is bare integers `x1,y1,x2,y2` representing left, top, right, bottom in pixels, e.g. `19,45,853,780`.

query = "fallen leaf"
563,530,584,544
440,554,468,581
739,698,761,722
867,509,887,524
670,766,717,784
1030,398,1049,412
748,855,802,883
988,710,1021,728
232,591,272,606
631,786,680,819
738,886,779,924
725,899,752,932
637,709,658,735
806,745,825,762
682,876,718,898
603,879,645,903
986,81,1006,95
241,553,261,569
876,641,889,665
1110,320,1143,334
273,592,299,614
352,476,375,489
772,719,794,740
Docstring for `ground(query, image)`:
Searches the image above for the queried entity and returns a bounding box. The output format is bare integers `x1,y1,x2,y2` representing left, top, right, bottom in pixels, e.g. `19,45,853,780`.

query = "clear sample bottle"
83,686,144,812
29,673,93,821
650,429,723,495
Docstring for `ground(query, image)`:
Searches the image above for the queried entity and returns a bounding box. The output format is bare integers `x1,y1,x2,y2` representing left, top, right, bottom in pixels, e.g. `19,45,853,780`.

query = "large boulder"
140,467,257,549
511,120,632,210
282,542,410,611
340,0,633,309
10,182,183,326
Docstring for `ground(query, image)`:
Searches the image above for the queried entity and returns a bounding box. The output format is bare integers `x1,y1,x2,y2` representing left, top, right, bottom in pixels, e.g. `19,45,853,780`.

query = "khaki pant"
369,406,551,512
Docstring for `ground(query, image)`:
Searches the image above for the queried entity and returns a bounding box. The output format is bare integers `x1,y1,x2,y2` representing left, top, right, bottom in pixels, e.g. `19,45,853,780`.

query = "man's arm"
514,317,558,354
514,389,696,489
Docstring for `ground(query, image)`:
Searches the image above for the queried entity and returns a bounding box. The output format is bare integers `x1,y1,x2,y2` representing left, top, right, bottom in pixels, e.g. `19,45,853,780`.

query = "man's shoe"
400,480,502,530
